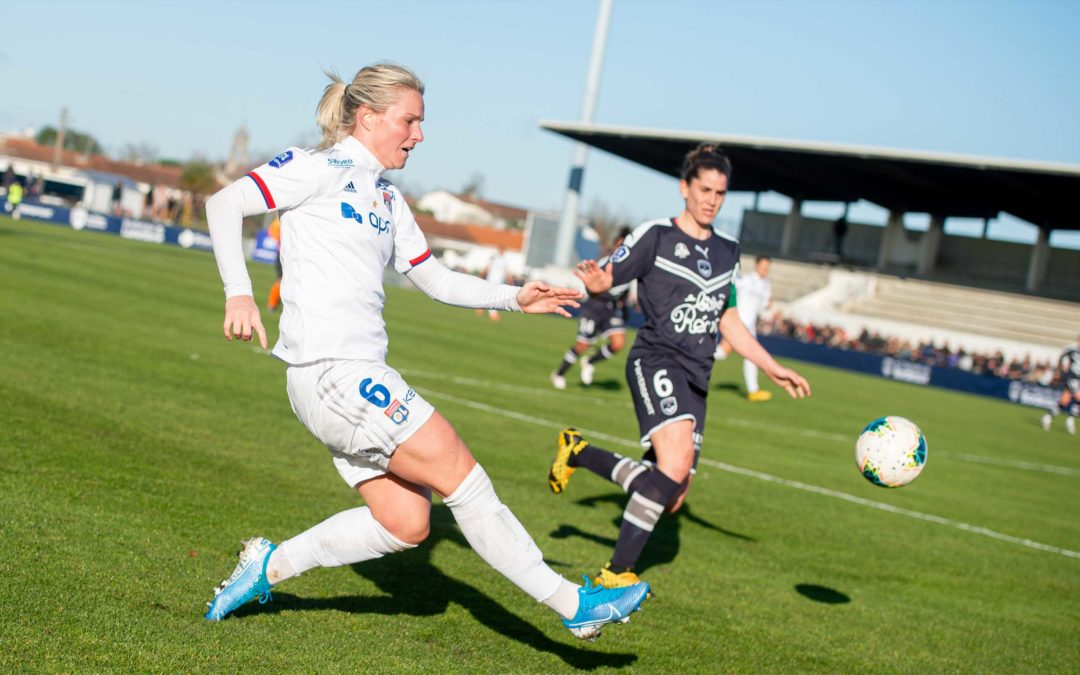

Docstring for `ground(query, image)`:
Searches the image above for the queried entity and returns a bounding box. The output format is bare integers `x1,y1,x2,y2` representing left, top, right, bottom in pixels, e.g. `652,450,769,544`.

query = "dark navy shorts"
625,350,706,452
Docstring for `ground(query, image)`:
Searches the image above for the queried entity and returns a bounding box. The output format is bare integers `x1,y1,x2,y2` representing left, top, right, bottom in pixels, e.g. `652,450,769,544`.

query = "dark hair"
615,226,633,242
680,143,732,183
755,255,771,264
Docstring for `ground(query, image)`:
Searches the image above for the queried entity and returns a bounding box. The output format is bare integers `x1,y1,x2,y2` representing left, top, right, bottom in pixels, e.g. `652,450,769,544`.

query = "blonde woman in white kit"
202,62,650,640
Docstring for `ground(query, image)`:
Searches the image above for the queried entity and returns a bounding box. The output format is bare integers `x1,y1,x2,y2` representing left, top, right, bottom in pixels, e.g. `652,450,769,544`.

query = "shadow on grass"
237,507,639,670
794,584,850,604
579,378,622,392
712,382,743,397
549,493,756,575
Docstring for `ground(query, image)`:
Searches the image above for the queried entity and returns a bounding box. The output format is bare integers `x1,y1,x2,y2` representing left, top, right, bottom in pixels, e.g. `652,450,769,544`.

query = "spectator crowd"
758,314,1062,387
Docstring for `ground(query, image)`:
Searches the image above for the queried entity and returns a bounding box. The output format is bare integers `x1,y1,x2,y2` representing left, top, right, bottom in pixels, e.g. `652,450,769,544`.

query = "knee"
664,457,694,483
654,448,694,483
376,509,431,546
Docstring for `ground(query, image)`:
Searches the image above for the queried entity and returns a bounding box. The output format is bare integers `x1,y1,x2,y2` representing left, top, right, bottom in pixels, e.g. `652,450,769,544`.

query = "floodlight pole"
553,0,613,268
51,107,68,171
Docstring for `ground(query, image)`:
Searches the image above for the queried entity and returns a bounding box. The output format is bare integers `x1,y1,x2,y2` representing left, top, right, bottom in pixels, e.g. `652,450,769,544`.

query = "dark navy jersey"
580,281,631,324
607,217,740,389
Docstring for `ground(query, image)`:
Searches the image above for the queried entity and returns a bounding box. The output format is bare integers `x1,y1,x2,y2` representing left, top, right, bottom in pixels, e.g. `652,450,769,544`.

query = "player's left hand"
765,364,811,399
574,260,614,295
516,281,583,318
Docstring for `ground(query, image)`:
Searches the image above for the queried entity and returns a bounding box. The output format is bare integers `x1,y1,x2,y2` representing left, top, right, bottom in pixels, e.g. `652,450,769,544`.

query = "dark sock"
588,344,615,364
571,444,650,493
610,469,681,571
555,349,577,376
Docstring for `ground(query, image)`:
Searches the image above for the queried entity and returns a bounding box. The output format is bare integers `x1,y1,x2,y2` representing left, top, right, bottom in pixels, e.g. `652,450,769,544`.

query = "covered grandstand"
541,120,1080,373
540,121,1080,300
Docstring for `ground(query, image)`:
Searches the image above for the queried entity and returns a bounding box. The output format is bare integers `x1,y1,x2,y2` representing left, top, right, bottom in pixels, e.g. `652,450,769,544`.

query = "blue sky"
2,0,1079,246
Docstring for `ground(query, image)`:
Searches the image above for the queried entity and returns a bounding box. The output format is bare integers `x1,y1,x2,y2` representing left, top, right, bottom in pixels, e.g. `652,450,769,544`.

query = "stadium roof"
540,121,1080,231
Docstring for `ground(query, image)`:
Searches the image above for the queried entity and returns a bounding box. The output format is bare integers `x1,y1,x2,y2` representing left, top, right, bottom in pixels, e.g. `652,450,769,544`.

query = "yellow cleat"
549,428,587,494
747,390,773,402
594,563,646,591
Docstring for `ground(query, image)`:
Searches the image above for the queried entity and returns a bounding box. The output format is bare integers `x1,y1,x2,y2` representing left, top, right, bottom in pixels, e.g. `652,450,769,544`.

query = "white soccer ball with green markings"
854,416,927,488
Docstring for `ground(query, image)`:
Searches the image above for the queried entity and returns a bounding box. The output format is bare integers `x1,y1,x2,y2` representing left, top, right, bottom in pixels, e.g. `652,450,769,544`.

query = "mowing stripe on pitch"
421,387,1080,560
404,369,1079,478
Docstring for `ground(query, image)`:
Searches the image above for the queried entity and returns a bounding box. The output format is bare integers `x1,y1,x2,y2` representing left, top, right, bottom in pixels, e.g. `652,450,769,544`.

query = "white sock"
744,358,760,393
443,464,575,616
267,506,413,584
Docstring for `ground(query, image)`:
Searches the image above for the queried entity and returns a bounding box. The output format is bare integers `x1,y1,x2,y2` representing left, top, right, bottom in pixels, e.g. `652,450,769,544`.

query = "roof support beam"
1026,227,1051,292
780,198,803,257
877,210,904,270
917,214,945,277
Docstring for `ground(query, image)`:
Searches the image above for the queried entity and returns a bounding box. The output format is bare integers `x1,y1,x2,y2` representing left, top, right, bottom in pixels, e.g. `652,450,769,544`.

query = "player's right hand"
766,364,811,399
574,260,614,295
223,295,268,349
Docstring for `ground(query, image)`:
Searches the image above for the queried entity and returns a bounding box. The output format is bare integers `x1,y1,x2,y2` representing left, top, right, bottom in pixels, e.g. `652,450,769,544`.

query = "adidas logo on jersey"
343,182,357,193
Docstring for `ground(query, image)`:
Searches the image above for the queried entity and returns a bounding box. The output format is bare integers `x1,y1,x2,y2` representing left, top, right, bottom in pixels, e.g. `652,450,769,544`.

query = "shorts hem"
639,414,697,448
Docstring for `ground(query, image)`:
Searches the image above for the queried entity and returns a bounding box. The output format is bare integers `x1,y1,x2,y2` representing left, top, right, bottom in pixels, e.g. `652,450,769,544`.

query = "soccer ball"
854,416,927,488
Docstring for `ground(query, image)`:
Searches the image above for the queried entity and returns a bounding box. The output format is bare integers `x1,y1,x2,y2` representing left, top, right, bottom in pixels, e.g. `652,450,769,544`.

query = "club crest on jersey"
343,181,356,193
697,259,713,277
660,396,678,416
674,242,690,259
610,244,630,263
269,151,293,168
385,400,409,425
381,190,394,212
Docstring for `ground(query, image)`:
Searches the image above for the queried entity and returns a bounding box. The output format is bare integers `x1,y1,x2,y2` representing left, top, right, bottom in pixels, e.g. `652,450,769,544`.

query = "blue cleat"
563,574,651,640
205,537,277,621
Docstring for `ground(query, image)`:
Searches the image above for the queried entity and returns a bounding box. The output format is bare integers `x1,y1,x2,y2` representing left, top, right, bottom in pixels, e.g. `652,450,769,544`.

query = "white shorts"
286,359,435,487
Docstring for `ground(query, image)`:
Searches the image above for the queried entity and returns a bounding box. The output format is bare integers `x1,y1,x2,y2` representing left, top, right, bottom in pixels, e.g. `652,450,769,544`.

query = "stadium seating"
740,256,830,303
842,276,1080,349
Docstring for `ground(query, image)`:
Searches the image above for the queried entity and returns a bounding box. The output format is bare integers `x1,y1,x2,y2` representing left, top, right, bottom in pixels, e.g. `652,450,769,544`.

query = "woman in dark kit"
549,143,811,589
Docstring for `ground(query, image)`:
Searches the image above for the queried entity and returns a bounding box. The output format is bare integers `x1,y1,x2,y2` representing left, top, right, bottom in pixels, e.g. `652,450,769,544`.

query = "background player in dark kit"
549,144,811,589
551,227,634,389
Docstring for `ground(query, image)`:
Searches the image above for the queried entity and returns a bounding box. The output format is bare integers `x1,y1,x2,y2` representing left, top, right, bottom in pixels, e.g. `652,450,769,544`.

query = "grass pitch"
1,216,1078,672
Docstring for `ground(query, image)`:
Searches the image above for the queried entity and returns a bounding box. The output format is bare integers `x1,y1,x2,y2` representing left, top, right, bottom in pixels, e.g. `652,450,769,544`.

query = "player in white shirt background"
477,247,510,321
202,62,650,640
715,255,774,401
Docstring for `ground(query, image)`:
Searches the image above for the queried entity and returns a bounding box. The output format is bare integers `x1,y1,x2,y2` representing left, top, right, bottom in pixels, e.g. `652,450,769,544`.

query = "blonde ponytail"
315,63,425,150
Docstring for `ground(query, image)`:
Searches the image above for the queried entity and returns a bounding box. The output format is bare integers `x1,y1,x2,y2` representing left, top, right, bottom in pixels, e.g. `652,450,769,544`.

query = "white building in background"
415,190,529,230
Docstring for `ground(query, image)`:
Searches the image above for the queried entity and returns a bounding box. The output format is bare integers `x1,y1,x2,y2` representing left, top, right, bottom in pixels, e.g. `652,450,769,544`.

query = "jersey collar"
337,136,387,176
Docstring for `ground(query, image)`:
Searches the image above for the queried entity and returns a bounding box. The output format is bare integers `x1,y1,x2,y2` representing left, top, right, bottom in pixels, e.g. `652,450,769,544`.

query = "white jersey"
228,137,432,365
735,271,771,329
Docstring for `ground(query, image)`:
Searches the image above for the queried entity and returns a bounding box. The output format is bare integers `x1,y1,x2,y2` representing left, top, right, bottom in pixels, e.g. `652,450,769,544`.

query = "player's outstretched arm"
516,281,583,318
406,256,580,315
574,260,614,295
718,310,811,399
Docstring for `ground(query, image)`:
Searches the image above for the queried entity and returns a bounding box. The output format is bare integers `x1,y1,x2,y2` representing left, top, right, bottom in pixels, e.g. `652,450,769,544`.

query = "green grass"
1,216,1078,672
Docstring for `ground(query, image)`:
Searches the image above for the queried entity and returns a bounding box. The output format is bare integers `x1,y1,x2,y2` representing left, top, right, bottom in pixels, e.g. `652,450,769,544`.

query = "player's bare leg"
391,411,651,639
